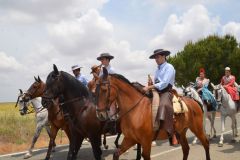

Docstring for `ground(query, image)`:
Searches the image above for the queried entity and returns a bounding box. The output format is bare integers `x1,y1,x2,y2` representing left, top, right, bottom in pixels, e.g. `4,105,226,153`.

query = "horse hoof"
24,153,32,159
218,143,223,147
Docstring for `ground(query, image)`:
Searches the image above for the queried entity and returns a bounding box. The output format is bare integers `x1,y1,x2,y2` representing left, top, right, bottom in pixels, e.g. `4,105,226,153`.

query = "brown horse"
96,68,210,160
23,76,72,160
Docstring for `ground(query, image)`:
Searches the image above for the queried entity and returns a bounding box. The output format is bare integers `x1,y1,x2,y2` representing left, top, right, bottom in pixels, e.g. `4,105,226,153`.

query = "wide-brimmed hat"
71,65,82,71
90,65,100,74
149,49,170,59
97,53,114,61
225,67,231,71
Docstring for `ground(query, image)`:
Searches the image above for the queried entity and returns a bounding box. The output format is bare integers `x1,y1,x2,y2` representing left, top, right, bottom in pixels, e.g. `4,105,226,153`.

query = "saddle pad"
151,89,159,128
172,95,188,113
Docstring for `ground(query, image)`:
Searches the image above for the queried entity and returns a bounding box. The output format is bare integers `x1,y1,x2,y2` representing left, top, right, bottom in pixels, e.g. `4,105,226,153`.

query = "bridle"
96,76,146,120
214,87,222,103
95,78,118,113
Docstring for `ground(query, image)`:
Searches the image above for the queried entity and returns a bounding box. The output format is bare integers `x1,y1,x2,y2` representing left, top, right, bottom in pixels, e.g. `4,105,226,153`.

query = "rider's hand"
143,86,149,92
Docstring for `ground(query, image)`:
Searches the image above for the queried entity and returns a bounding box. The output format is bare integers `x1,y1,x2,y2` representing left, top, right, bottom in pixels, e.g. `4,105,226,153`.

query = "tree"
169,34,240,86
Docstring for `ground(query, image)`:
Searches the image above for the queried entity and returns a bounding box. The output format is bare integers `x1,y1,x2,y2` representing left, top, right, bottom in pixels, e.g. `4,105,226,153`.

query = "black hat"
149,49,170,59
97,53,114,61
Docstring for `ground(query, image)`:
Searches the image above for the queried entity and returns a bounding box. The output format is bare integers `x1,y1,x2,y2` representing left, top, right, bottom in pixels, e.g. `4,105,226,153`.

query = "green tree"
169,34,240,86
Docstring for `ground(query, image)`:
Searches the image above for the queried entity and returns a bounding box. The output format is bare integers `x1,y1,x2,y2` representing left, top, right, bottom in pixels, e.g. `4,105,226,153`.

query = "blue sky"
0,0,240,102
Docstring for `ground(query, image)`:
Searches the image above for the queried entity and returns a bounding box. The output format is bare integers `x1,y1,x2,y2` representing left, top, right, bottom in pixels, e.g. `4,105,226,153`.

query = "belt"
156,84,172,94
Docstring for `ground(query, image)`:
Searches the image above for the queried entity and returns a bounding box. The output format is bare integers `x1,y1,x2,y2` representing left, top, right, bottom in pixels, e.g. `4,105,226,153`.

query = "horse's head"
182,84,194,98
42,64,63,109
211,83,223,106
16,89,31,115
24,76,45,101
96,67,118,121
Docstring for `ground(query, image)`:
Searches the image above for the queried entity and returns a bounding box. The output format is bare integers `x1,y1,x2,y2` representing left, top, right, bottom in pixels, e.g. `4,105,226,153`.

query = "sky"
0,0,240,102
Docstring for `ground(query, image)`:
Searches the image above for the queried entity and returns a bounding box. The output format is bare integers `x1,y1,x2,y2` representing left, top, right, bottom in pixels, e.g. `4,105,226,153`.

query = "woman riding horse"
195,68,217,111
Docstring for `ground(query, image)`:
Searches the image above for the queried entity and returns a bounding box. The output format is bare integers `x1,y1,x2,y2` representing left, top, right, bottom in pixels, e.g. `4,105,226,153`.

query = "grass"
0,102,68,154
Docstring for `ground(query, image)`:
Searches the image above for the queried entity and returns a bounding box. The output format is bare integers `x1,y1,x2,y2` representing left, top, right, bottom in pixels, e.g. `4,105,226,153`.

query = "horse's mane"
47,71,89,98
110,74,152,98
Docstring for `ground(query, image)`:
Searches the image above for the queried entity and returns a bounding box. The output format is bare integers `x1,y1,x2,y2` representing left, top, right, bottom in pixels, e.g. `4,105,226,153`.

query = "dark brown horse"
96,68,210,160
23,76,72,160
42,65,105,160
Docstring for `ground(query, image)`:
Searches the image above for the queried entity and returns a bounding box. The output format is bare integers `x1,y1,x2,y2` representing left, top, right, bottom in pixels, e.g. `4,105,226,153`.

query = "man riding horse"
71,64,89,87
195,68,217,111
143,49,177,145
220,67,240,110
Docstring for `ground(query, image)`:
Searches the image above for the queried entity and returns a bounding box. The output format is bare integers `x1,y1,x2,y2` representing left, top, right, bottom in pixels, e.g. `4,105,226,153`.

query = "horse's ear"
19,89,23,94
34,76,38,82
181,85,185,90
210,83,215,89
102,67,108,80
37,76,41,82
53,64,59,75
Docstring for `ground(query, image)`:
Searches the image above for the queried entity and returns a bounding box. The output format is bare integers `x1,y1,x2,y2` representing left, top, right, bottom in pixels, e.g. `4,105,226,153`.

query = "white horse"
16,89,51,159
211,83,238,147
182,84,217,144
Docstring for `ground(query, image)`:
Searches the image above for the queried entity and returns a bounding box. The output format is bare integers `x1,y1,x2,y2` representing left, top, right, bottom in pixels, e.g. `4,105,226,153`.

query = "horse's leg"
45,124,56,151
177,129,190,160
211,111,217,138
141,141,151,160
114,132,121,148
231,115,236,142
113,137,136,160
136,143,142,160
73,135,84,158
103,134,108,149
44,125,59,160
234,116,238,137
219,115,226,147
89,134,102,160
24,124,44,159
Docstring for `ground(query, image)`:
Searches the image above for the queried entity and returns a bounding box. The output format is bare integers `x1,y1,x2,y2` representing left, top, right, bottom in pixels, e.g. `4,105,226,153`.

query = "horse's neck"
31,97,43,111
221,87,232,105
190,88,202,102
114,79,148,112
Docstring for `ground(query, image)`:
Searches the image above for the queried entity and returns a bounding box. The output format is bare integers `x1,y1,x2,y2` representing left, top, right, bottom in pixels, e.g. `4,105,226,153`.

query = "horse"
96,68,210,160
16,89,52,159
22,76,71,160
182,83,217,144
211,83,238,147
42,64,105,160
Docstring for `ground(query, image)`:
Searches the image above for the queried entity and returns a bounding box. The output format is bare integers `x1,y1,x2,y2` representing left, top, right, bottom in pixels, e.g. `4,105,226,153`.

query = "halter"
96,76,146,120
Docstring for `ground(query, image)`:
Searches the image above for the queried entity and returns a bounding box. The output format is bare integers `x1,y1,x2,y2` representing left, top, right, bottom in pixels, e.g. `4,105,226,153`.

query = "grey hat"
149,49,170,59
97,53,114,61
71,65,82,71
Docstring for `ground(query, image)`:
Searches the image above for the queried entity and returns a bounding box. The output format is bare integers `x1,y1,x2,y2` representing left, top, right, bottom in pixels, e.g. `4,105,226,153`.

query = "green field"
0,102,43,144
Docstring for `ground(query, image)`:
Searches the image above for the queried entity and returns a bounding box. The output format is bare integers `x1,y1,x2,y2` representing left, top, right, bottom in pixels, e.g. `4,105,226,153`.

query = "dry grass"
0,102,68,154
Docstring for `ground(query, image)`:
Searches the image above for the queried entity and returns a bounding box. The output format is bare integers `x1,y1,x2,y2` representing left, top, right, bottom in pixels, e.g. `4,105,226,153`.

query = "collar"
158,61,167,70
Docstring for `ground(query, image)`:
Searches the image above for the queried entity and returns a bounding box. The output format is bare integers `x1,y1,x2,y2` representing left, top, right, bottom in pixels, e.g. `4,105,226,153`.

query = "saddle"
151,89,188,128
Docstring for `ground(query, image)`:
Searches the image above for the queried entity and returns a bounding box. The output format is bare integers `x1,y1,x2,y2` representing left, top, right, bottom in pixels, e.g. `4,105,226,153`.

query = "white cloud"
149,4,220,53
222,22,240,41
0,0,109,23
47,9,113,56
0,52,23,72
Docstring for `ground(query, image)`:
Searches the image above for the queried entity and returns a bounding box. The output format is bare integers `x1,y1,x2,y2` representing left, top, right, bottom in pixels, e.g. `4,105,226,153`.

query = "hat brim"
97,56,114,61
149,51,170,59
72,67,82,71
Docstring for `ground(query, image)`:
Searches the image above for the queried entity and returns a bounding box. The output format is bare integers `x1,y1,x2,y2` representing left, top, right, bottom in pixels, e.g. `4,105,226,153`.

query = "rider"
195,68,217,110
143,49,177,145
71,64,89,87
97,53,115,76
220,67,239,110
